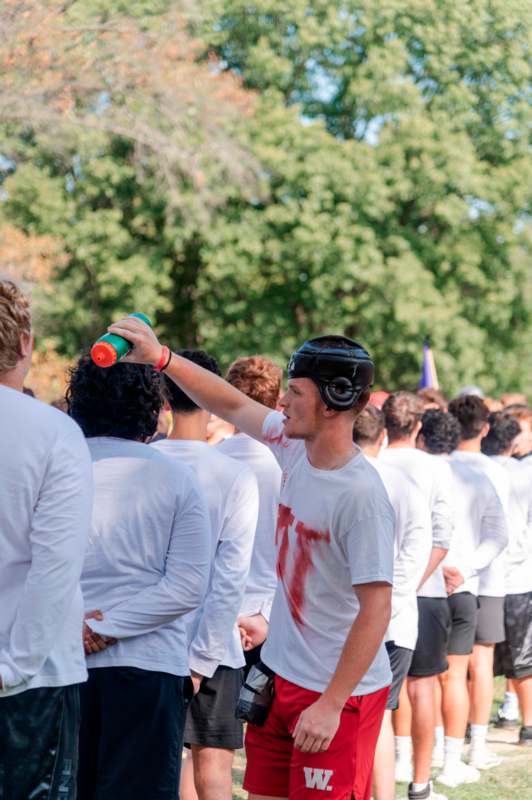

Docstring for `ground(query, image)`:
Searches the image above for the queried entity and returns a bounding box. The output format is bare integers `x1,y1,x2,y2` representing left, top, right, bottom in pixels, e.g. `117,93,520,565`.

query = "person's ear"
20,330,33,359
481,421,490,438
413,419,422,438
377,428,386,448
416,432,426,451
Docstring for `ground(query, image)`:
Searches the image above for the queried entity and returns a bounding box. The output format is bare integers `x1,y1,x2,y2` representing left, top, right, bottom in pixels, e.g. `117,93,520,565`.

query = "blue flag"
419,342,439,389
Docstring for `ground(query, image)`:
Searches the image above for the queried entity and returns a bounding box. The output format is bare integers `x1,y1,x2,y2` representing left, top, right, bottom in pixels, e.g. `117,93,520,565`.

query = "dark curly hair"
419,409,461,455
448,394,489,440
481,412,520,456
163,349,221,413
66,354,162,441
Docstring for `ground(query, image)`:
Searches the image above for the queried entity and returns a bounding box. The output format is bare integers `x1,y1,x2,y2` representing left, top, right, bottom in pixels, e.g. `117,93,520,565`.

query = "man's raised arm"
108,316,270,441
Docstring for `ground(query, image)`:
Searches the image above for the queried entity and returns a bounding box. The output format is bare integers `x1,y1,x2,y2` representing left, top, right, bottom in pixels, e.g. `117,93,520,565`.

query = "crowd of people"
0,278,531,800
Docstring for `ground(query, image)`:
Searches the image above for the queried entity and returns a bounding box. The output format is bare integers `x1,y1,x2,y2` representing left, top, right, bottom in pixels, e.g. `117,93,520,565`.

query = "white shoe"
468,748,503,770
437,761,480,787
431,748,444,769
407,780,448,800
396,760,413,783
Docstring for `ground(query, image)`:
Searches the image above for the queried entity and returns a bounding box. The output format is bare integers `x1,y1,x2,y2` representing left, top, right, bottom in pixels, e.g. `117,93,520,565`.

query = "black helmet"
287,336,374,411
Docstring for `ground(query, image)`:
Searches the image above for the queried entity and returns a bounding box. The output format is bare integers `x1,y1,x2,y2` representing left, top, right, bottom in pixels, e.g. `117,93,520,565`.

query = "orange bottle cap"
91,341,117,368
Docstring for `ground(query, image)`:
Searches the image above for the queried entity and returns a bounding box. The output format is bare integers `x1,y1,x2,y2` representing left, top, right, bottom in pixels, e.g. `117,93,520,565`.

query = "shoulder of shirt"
3,387,85,445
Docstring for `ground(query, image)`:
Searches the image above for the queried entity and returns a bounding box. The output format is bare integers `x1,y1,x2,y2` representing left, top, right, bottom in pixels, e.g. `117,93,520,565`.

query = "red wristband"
154,345,170,372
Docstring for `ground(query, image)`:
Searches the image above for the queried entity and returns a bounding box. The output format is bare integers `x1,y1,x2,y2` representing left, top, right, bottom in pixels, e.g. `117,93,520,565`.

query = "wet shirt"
260,411,394,695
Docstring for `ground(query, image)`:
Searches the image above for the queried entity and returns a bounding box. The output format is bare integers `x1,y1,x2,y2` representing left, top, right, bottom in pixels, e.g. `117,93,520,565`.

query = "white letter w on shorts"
303,767,334,791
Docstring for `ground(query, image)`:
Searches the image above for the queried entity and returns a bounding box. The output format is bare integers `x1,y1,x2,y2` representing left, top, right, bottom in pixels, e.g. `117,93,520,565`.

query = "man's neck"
456,437,482,453
304,424,358,470
0,367,25,392
168,412,207,442
387,436,415,449
360,443,380,459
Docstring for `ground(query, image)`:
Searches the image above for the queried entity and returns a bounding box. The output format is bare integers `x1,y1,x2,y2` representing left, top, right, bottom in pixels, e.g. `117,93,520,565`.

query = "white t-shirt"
444,458,508,595
492,456,532,595
451,451,510,596
218,432,281,622
260,412,394,696
152,439,258,676
379,447,454,598
83,438,211,677
0,386,93,697
368,457,432,650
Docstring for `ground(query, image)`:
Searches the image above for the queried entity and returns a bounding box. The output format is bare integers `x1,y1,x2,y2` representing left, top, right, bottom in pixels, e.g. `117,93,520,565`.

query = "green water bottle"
90,312,152,368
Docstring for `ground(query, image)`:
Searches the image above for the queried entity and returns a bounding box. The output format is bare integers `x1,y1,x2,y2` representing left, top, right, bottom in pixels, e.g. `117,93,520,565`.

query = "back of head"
0,280,31,378
288,335,374,413
67,354,162,441
448,394,489,441
352,404,384,446
481,412,521,456
419,409,461,455
226,356,282,409
382,391,424,442
163,349,221,413
417,387,447,411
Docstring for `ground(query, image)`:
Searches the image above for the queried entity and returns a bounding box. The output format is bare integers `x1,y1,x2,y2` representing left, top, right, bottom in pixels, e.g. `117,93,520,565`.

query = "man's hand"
108,317,163,366
83,610,117,655
443,566,465,595
238,613,268,651
190,670,204,695
292,696,341,753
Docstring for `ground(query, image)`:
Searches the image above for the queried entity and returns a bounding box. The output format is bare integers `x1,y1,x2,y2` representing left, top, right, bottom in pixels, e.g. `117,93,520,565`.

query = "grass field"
231,679,532,800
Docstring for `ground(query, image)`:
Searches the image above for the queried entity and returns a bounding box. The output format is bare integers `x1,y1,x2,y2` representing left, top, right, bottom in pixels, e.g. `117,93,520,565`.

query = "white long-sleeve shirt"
492,456,532,595
445,458,508,595
152,439,258,677
83,438,211,676
367,457,432,650
218,432,281,622
0,386,93,696
379,447,455,598
451,451,510,596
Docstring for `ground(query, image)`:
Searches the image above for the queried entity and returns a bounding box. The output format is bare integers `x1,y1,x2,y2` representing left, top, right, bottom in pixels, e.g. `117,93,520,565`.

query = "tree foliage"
0,0,530,396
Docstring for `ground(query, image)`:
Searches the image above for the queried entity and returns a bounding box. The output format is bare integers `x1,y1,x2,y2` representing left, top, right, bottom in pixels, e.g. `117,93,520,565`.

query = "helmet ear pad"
320,376,359,411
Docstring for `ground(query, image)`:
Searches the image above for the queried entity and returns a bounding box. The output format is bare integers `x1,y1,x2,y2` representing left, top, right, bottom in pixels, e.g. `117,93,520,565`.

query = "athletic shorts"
244,675,389,800
0,684,80,800
447,592,479,655
385,641,413,710
184,665,244,750
409,597,451,677
494,591,532,679
78,667,188,800
475,595,505,644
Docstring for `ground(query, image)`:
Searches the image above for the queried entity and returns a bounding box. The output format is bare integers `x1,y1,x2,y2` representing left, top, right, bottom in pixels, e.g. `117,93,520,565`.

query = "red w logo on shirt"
275,503,330,626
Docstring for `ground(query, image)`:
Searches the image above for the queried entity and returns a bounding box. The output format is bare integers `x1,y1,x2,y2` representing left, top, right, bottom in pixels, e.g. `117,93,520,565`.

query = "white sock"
502,691,518,715
469,724,488,752
395,735,412,761
412,783,429,793
443,736,464,772
434,725,444,750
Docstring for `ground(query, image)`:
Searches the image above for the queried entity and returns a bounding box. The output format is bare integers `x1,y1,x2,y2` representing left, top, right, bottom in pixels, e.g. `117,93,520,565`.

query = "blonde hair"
0,280,31,376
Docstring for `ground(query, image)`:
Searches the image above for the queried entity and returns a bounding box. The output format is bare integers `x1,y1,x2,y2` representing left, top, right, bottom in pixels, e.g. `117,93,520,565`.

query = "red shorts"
244,676,389,799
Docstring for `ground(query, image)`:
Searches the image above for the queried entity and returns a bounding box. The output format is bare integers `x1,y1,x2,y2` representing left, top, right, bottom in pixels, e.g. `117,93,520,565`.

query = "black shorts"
494,591,532,679
185,666,244,750
476,595,505,644
385,641,413,710
78,667,188,800
0,684,80,800
409,597,451,677
448,592,479,655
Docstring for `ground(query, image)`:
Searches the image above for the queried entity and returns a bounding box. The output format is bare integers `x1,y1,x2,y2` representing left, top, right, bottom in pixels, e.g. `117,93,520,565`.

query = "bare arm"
293,582,392,753
108,316,269,441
